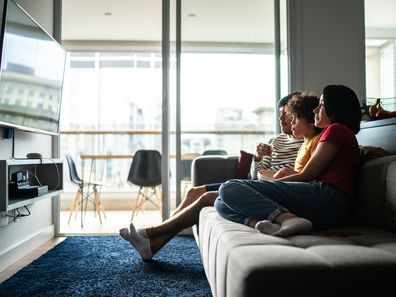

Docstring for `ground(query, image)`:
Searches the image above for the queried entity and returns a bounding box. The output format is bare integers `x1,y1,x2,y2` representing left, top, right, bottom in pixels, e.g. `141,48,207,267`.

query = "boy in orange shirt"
270,93,321,179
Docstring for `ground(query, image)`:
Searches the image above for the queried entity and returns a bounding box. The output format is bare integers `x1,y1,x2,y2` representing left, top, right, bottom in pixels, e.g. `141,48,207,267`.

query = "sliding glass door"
58,0,280,234
59,1,163,234
170,0,278,205
180,0,277,152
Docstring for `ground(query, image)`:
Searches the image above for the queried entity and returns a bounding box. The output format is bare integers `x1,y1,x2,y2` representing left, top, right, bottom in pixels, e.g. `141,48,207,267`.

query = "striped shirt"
250,134,304,179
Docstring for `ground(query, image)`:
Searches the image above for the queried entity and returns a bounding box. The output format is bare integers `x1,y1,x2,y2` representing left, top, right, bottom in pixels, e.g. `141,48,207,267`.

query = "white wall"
0,0,56,272
288,0,366,99
366,46,381,97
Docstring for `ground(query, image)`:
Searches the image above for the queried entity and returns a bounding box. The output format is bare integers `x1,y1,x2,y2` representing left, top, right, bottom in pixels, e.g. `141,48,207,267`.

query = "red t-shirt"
315,123,361,197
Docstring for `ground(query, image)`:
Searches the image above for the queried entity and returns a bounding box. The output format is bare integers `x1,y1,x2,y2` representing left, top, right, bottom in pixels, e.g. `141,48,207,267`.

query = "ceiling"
364,0,396,30
62,0,396,43
62,0,274,43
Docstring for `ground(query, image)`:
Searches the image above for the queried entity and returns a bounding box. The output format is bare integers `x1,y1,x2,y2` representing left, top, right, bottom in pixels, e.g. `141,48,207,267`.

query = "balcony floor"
59,210,163,235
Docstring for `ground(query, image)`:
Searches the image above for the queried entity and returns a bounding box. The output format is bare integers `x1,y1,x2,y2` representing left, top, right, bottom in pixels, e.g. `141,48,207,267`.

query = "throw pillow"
236,150,254,179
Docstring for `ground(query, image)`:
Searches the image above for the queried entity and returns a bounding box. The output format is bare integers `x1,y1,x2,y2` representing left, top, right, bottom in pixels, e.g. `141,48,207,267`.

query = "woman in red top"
214,84,362,236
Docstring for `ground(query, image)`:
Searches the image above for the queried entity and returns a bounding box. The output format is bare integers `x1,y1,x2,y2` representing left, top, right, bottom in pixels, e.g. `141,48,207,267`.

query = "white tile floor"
59,210,163,234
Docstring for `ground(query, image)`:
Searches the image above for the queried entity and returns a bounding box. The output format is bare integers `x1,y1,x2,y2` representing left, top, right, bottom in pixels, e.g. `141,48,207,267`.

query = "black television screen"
0,0,66,135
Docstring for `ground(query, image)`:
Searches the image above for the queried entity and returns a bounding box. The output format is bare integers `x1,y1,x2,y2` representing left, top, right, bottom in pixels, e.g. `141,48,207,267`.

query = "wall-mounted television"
0,0,66,135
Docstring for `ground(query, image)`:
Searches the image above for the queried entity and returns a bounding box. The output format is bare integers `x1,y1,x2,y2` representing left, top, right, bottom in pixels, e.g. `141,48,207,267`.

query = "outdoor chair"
127,150,162,222
65,153,107,225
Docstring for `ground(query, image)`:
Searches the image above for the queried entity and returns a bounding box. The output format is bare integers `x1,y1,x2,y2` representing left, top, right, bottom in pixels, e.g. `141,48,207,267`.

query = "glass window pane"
180,0,276,156
365,0,396,101
60,51,162,193
60,0,164,233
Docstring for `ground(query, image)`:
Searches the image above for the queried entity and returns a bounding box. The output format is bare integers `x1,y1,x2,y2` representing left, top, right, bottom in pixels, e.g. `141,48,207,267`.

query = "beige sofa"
192,155,396,297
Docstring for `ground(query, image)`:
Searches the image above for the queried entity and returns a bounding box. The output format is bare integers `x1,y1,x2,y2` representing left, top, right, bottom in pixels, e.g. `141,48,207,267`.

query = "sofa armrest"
354,155,396,231
191,155,238,187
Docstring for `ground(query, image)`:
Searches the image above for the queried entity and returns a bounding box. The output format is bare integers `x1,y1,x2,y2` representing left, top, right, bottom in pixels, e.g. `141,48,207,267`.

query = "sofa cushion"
199,206,396,297
354,155,396,232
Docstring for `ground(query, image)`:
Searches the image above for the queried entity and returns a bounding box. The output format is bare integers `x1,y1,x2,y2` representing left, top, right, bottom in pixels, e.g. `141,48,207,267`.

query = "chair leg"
93,186,102,224
75,188,83,221
98,189,106,220
68,188,81,224
155,186,162,218
93,186,106,222
131,186,163,222
131,188,143,222
145,187,160,208
83,188,90,222
157,186,162,199
143,187,162,219
140,187,149,212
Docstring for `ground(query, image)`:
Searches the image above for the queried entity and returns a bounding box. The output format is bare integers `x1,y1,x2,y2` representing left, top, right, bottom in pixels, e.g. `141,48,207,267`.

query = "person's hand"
254,143,272,161
258,169,275,180
273,167,296,179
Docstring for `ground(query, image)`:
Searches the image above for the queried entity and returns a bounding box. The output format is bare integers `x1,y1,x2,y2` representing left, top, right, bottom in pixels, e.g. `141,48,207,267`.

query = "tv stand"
0,159,63,211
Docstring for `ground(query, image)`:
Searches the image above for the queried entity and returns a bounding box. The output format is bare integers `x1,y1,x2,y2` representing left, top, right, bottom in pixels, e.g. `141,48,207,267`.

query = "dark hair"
289,93,322,134
322,85,361,134
278,91,302,108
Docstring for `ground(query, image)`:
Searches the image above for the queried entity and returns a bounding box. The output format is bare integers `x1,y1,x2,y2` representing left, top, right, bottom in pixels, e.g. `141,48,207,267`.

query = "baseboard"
0,225,54,272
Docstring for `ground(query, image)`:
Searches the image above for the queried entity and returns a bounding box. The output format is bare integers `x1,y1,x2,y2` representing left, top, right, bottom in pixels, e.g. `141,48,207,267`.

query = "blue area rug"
0,236,212,297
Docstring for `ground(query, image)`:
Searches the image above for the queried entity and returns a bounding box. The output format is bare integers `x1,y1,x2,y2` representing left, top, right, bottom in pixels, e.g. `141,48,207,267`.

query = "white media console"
0,158,63,212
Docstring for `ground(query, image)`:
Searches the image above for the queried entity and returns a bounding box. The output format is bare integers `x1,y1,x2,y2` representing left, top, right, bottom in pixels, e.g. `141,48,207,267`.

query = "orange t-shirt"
294,134,320,172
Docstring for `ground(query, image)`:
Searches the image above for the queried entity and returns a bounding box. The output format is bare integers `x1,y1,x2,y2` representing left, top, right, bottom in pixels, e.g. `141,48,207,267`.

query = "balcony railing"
60,128,274,193
60,129,271,135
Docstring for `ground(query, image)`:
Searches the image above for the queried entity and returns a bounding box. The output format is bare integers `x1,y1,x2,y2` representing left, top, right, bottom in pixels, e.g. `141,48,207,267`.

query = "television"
0,0,66,135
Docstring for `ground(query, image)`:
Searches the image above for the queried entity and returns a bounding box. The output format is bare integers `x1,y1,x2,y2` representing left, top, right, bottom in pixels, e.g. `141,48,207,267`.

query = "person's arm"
250,142,272,179
276,140,338,182
250,155,272,179
273,167,297,179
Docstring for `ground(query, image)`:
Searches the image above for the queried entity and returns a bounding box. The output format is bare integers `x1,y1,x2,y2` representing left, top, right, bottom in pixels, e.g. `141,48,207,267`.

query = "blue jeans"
205,183,222,192
214,179,351,231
